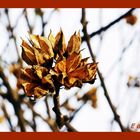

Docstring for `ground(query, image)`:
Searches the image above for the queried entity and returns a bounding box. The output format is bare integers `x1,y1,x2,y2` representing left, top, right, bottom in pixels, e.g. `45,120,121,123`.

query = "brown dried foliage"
20,31,97,100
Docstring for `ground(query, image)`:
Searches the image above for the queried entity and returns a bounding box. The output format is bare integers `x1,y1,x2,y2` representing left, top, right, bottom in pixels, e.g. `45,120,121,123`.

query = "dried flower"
20,31,97,99
51,32,97,89
127,75,140,88
21,32,54,66
20,66,54,99
78,87,97,108
125,13,137,25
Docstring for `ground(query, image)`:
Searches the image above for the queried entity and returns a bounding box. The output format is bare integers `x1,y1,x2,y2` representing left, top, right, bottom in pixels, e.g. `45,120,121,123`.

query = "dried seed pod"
20,31,97,99
125,14,137,25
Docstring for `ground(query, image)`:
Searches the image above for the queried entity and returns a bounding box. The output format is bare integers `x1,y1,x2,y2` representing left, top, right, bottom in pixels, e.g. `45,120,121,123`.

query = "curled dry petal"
20,66,54,99
66,53,81,73
21,32,54,66
54,30,66,56
33,65,48,79
48,30,55,47
21,40,37,65
54,58,66,73
34,86,49,99
80,57,89,67
67,31,81,55
84,63,97,82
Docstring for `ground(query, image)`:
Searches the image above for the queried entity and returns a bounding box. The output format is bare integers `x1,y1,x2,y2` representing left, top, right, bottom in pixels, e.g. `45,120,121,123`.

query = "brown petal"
33,47,45,65
65,76,82,89
67,77,77,86
80,57,89,67
28,33,40,48
42,74,54,87
22,82,38,97
48,30,55,48
85,63,97,81
54,30,66,56
54,58,66,73
22,39,34,53
66,53,81,73
38,36,54,58
65,77,77,88
68,65,88,80
21,40,37,65
20,68,38,82
67,31,81,55
33,65,48,79
34,86,49,98
42,74,54,92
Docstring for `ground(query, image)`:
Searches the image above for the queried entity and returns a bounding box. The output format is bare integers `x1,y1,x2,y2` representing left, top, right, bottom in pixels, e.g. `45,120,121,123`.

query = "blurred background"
0,8,140,132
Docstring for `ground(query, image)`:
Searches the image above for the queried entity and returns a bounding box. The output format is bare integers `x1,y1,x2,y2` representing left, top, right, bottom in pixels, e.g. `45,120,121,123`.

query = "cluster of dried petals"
20,30,97,99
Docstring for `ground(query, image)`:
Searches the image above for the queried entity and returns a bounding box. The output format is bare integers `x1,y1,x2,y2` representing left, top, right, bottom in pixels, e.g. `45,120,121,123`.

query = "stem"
52,80,78,132
53,85,63,128
64,121,78,132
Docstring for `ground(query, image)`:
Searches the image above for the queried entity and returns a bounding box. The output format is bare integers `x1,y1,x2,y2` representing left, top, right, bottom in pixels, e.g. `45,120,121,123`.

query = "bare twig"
52,81,78,132
1,102,15,131
70,101,87,122
81,8,126,132
0,66,26,131
64,121,78,132
24,9,33,33
5,9,21,62
45,97,51,119
105,31,137,78
82,8,136,41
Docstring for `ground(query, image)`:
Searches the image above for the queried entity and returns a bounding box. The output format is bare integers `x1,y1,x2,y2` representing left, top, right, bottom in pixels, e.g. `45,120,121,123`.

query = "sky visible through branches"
0,8,140,132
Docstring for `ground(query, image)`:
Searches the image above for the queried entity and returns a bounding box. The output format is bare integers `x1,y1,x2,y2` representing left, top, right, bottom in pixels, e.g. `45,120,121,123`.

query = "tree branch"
52,81,78,132
82,8,136,41
0,66,26,131
81,8,126,132
1,103,15,131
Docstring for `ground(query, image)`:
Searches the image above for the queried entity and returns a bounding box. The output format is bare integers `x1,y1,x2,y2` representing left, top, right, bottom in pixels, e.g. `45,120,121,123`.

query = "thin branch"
64,121,78,132
70,101,87,122
0,66,26,131
5,9,20,60
105,31,137,78
24,9,33,33
81,8,126,132
45,97,51,119
23,99,59,132
1,102,15,132
82,8,136,41
53,85,63,128
52,81,78,132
